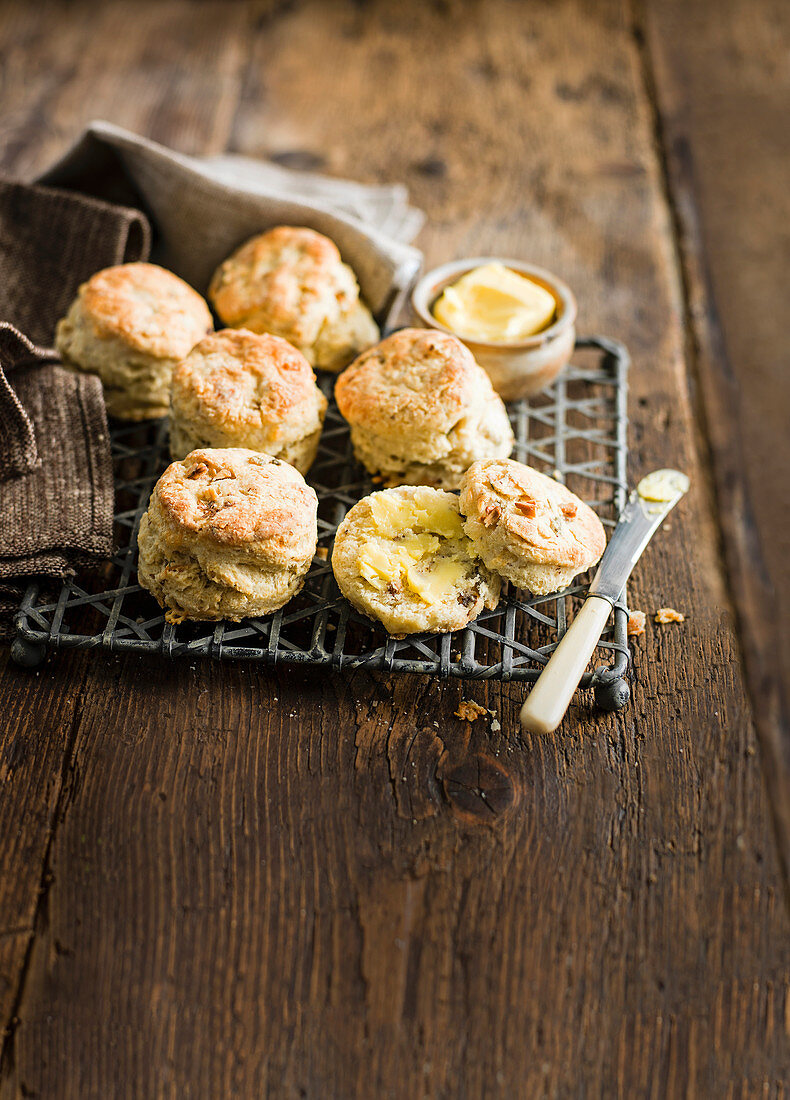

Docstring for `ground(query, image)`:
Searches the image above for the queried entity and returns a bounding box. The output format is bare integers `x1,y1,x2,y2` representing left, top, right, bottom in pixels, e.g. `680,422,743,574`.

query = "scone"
459,459,606,595
169,329,327,473
138,448,318,623
334,328,514,489
208,226,379,371
331,485,501,635
55,262,213,420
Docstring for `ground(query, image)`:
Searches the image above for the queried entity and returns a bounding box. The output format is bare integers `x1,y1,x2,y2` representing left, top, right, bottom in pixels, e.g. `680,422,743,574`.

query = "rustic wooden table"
1,2,788,1096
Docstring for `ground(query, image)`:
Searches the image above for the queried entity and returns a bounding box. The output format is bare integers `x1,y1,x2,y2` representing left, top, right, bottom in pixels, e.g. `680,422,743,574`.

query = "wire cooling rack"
13,336,631,709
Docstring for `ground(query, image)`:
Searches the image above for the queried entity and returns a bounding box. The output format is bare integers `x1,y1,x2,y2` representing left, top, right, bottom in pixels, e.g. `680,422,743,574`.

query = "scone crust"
331,486,501,635
138,448,318,622
459,459,606,594
207,226,379,369
62,262,212,358
335,329,514,488
169,329,327,471
55,262,212,420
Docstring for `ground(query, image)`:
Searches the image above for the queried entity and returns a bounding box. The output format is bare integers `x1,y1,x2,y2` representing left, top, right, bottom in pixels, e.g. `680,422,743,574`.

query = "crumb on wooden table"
455,699,487,722
655,607,685,624
627,610,646,636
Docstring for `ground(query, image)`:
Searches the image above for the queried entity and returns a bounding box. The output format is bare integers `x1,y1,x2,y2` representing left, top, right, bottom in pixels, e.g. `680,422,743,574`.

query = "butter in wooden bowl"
411,258,577,402
432,262,557,343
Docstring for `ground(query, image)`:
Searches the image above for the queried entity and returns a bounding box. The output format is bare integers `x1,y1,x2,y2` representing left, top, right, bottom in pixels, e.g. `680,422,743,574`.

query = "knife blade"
520,469,690,735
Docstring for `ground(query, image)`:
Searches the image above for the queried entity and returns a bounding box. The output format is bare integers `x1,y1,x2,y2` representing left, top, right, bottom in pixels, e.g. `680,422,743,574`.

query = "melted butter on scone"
368,487,464,540
358,534,440,589
405,555,468,602
357,489,469,603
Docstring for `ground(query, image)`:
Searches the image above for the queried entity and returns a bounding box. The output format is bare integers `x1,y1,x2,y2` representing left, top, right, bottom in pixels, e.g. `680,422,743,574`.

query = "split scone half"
169,329,327,474
334,328,514,489
331,485,501,635
138,448,317,623
459,459,606,595
208,226,379,371
55,262,213,420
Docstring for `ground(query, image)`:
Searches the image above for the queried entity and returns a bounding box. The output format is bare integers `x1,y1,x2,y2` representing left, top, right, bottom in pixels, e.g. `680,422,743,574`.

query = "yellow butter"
358,534,440,590
358,489,469,602
432,262,556,342
405,556,469,602
637,469,690,503
368,487,464,540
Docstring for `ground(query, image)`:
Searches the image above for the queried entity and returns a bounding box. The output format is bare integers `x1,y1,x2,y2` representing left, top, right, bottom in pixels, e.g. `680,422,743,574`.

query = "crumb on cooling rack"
455,699,488,722
314,546,328,561
627,610,646,636
164,608,186,625
655,607,685,624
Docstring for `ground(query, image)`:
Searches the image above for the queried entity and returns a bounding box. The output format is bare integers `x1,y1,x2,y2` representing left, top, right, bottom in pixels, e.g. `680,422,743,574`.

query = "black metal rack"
13,336,631,711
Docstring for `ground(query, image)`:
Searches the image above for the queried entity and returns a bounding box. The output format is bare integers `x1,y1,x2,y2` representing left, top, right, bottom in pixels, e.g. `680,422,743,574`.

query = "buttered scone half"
331,486,501,635
138,448,318,623
55,262,212,420
208,226,379,372
459,459,606,595
335,328,514,490
169,329,327,473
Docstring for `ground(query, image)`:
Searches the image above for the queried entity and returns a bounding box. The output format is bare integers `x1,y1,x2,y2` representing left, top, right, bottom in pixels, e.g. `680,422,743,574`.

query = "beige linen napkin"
38,120,424,324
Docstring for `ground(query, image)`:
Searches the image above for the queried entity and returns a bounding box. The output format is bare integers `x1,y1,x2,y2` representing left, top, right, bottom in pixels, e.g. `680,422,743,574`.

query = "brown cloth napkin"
0,178,150,634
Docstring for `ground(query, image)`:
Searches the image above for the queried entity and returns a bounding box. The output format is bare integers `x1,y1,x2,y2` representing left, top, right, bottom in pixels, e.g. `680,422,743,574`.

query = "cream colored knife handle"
520,596,613,735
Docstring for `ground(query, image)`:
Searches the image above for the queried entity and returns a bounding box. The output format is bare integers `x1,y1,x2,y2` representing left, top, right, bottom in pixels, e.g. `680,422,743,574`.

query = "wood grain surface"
642,0,790,889
0,1,788,1096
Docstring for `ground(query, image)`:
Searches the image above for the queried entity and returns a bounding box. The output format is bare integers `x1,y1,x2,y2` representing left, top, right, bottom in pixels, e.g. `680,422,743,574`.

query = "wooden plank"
640,0,790,888
0,649,88,1036
0,0,788,1095
0,0,256,1075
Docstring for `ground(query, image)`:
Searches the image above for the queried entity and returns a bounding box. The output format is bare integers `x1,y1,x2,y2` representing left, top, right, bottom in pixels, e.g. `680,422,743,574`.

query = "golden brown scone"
208,226,379,371
334,328,514,489
137,448,317,622
331,485,500,635
55,262,213,420
169,329,327,473
459,459,606,594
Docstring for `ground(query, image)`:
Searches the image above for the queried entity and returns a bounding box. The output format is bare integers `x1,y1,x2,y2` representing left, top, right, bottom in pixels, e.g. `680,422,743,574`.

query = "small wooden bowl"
411,258,577,401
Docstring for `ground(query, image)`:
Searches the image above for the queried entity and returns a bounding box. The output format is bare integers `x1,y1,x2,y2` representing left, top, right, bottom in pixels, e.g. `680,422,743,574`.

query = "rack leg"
593,667,630,712
11,637,48,668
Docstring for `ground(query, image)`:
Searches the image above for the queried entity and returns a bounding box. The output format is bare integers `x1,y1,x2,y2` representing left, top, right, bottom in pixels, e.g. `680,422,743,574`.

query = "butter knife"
520,469,690,734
